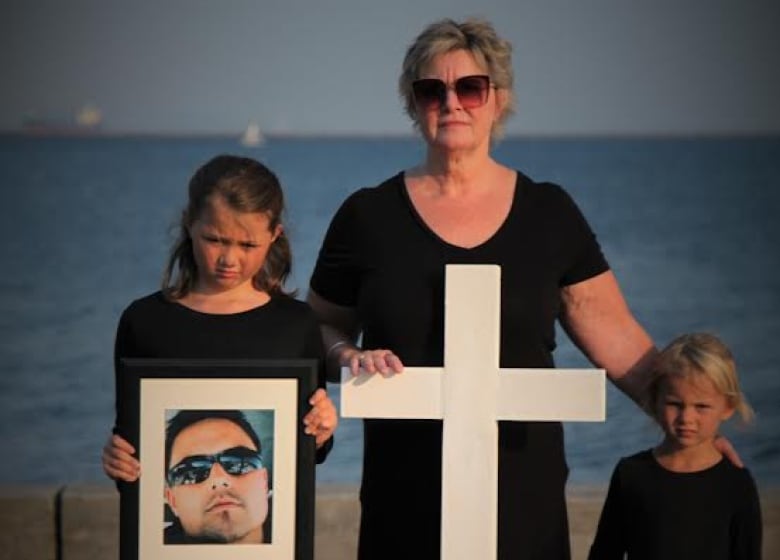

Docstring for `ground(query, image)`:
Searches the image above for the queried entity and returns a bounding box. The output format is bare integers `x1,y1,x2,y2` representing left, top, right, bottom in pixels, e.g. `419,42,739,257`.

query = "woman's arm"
307,289,403,381
559,270,657,405
559,270,742,465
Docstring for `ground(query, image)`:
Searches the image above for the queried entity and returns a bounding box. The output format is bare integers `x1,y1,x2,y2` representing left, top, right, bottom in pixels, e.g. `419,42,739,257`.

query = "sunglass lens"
219,453,263,476
455,76,489,108
169,459,212,486
413,79,445,109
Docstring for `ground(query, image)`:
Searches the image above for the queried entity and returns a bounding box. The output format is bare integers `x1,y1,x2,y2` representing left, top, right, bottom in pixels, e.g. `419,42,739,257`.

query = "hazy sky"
3,0,779,136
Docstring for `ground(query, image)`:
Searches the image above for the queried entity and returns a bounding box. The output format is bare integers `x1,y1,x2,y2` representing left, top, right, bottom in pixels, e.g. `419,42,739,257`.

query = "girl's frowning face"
188,196,280,296
656,374,734,452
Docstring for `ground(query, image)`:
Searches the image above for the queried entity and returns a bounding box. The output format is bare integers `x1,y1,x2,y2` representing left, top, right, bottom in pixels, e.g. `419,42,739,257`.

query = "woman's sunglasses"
167,446,264,487
412,75,492,111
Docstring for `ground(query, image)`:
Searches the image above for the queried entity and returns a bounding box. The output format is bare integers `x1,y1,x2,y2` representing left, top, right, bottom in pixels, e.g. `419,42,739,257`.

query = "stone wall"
1,483,777,559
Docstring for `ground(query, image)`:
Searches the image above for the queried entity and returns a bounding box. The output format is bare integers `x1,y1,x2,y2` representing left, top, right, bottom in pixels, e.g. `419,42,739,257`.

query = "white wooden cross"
341,264,606,560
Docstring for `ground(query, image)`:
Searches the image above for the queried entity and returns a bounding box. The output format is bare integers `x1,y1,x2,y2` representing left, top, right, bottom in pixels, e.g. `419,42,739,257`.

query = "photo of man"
163,409,272,544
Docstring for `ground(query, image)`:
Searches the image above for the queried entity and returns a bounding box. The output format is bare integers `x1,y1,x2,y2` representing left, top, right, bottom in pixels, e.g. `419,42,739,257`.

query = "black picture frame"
118,358,316,560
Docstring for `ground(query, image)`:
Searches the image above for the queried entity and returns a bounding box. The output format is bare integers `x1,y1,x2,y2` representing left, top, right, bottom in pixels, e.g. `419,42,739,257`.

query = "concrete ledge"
566,486,610,559
61,483,120,560
0,484,59,560
314,484,360,560
0,483,777,559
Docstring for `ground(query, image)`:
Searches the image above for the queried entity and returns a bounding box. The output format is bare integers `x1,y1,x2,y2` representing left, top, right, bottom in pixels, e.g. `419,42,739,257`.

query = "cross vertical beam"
441,265,501,559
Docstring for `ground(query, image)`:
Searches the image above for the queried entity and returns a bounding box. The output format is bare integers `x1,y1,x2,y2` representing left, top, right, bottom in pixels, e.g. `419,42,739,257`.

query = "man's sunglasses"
167,446,263,487
412,75,492,111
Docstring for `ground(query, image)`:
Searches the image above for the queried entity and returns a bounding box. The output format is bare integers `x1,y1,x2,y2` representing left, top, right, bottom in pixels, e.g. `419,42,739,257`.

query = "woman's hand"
304,388,339,448
348,348,404,377
101,433,141,482
308,290,403,381
715,435,744,467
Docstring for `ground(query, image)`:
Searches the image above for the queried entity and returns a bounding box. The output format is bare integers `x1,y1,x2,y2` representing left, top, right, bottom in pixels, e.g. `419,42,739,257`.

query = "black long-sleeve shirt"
589,449,762,560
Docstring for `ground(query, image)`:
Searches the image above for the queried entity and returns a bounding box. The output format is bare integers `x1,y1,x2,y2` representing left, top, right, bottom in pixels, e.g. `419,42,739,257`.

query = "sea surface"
0,134,778,489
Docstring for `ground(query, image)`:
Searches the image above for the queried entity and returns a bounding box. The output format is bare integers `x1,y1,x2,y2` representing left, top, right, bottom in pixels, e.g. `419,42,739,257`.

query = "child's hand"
303,388,338,448
101,433,141,482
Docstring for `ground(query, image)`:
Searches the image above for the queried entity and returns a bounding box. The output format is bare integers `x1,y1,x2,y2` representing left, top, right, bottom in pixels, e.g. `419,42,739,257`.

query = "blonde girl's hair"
645,332,754,424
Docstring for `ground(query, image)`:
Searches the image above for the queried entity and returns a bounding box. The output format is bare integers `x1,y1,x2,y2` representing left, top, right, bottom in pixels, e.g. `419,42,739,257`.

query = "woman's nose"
442,86,462,110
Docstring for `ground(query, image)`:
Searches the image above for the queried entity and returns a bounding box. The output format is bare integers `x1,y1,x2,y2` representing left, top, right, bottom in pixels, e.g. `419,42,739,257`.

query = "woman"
308,18,730,559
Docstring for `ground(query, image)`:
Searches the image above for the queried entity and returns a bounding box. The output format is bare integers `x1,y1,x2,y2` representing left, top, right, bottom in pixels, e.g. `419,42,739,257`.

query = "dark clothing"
310,171,609,559
588,449,762,560
113,291,332,462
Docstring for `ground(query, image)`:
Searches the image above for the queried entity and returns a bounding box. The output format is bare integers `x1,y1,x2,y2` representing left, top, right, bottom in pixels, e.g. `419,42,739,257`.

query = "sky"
2,0,779,136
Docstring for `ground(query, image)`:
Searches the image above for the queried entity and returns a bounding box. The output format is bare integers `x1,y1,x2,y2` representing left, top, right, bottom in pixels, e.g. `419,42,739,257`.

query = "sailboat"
240,121,265,146
22,104,103,135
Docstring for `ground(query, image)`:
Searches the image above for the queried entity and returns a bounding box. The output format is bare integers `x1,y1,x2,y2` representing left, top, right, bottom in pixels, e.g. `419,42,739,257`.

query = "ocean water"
0,134,778,489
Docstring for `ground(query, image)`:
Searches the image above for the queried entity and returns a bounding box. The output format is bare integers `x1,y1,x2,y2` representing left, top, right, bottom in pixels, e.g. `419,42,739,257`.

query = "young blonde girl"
589,332,761,559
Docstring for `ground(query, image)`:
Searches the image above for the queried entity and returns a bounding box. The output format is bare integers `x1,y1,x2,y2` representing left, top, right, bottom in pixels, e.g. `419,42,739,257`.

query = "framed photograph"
117,358,317,560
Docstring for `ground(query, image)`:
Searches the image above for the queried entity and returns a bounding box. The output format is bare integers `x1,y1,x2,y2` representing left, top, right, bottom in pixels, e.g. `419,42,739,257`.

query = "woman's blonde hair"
646,332,754,424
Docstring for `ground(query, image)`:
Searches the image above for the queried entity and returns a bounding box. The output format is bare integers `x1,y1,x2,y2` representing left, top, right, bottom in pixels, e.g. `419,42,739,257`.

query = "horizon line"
1,128,779,141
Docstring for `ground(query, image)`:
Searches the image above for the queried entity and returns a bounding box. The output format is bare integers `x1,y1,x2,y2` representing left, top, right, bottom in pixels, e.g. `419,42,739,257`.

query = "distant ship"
22,104,103,135
240,121,265,146
74,105,102,128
